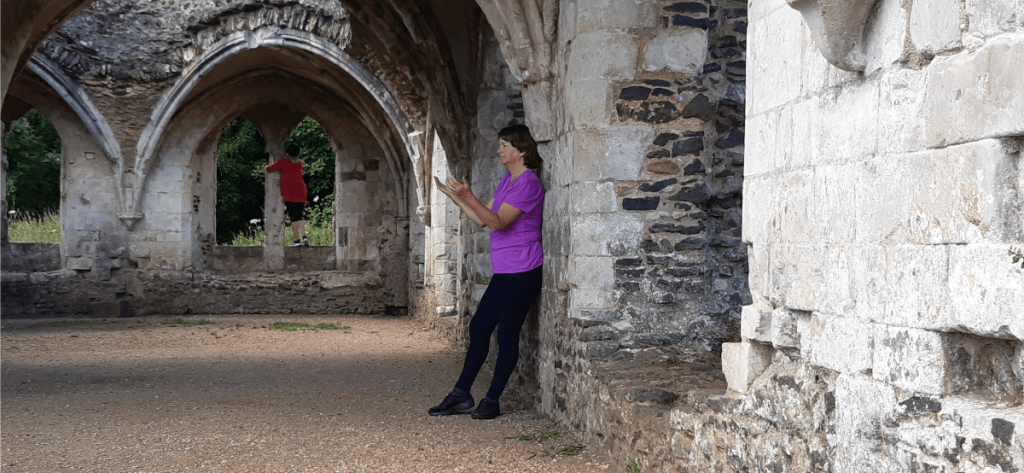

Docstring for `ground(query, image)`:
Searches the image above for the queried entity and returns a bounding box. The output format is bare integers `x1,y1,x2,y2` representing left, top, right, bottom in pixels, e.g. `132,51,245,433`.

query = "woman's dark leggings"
454,265,542,401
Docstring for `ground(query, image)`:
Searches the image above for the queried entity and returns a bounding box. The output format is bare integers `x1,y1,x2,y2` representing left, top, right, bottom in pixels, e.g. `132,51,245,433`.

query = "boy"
265,142,309,246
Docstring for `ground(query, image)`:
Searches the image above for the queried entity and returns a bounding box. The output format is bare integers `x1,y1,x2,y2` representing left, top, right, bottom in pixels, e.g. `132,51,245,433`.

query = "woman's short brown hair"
499,124,543,170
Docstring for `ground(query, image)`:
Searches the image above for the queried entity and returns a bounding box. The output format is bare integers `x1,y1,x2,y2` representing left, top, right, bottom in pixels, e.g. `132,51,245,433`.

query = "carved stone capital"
787,0,880,72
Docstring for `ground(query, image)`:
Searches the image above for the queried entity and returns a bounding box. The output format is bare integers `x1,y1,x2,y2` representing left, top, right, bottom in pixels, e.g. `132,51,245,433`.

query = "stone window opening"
213,117,268,247
1,107,63,273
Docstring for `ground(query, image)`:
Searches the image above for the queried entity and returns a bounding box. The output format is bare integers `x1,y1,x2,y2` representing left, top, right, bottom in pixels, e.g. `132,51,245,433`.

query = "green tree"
216,118,267,244
3,109,61,216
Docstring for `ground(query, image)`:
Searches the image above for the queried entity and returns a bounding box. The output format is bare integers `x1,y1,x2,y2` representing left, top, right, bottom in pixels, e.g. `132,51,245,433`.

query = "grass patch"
269,322,349,331
627,460,642,473
226,221,335,247
559,448,576,456
8,211,59,242
167,318,214,326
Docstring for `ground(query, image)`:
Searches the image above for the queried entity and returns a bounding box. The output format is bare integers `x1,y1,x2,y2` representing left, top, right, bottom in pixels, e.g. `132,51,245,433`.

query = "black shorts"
284,201,305,223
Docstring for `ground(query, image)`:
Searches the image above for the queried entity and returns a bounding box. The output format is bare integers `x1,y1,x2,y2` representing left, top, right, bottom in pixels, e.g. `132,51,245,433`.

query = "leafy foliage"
3,110,61,216
216,118,268,244
216,116,334,245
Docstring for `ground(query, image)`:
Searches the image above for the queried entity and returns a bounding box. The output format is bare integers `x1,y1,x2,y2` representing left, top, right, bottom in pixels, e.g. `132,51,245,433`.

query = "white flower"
249,218,260,225
313,196,319,202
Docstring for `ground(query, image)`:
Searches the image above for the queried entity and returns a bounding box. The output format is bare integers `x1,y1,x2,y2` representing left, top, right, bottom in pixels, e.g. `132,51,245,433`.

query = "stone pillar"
262,133,286,270
1,122,7,245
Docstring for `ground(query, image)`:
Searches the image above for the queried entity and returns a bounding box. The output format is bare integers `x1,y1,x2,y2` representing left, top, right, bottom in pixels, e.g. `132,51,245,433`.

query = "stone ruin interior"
1,0,1021,470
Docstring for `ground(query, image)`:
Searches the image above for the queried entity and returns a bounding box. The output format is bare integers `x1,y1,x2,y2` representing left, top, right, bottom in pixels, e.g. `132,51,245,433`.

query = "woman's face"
497,139,522,166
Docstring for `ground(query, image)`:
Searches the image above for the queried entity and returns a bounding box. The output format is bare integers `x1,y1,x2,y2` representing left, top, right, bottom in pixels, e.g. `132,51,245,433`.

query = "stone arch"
26,55,123,175
148,69,407,276
2,66,123,263
131,27,417,225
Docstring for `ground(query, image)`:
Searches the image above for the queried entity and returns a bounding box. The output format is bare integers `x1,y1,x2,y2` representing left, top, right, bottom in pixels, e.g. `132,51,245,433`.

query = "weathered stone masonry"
2,0,1022,472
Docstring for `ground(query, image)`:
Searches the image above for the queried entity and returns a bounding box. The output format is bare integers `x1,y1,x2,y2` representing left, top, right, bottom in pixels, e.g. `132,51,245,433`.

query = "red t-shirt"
266,158,307,203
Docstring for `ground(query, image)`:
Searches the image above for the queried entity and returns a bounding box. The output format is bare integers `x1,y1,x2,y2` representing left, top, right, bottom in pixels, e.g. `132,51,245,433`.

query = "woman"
428,124,544,420
264,141,309,246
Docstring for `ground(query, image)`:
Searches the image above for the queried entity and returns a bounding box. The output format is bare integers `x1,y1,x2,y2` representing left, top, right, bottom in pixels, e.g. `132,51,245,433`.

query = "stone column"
1,122,7,244
262,133,286,270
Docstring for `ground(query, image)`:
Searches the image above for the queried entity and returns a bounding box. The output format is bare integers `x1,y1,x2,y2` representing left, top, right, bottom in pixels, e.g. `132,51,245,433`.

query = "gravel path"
1,314,611,472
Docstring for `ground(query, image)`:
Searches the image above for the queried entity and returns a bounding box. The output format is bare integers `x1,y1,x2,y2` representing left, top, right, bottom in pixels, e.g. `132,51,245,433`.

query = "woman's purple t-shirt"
489,169,544,274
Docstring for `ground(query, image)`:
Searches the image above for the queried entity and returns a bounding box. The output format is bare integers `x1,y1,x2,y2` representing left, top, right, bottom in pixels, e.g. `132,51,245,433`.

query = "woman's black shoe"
471,398,501,420
428,393,474,416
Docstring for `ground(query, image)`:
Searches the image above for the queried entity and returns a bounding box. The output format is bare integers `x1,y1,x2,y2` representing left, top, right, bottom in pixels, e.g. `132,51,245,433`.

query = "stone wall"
1,267,396,318
715,0,1024,470
526,0,750,426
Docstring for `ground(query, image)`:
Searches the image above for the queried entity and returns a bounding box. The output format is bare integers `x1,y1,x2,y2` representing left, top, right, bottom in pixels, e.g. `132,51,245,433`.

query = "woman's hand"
433,176,458,201
445,177,475,202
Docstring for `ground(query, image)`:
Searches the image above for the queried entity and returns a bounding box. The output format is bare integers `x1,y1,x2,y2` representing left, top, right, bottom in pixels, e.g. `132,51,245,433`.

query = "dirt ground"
1,314,614,472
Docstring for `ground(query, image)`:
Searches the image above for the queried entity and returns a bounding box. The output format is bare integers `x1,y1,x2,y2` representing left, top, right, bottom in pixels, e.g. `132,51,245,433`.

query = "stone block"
853,244,950,328
571,181,618,214
567,256,615,292
742,170,814,246
859,140,1017,245
642,30,707,74
863,0,908,75
522,82,556,142
834,373,900,466
743,108,781,177
748,0,791,23
572,125,654,181
746,242,770,301
570,289,615,310
805,314,873,374
876,68,928,154
813,80,879,165
576,0,657,32
722,341,774,393
90,300,134,318
571,212,644,257
873,325,948,394
770,307,805,348
965,0,1021,38
741,304,772,342
947,244,1024,340
585,340,620,359
811,163,858,245
67,257,94,271
567,31,639,83
747,6,804,116
925,35,1024,148
566,79,611,126
769,243,853,315
909,0,962,53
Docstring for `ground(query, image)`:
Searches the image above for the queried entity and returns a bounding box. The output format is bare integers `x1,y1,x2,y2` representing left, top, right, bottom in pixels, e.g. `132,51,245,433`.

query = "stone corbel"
117,170,145,229
787,0,880,72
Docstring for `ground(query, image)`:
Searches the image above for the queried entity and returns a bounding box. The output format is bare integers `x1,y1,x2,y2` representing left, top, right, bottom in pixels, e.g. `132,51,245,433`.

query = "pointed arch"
134,27,418,208
27,54,123,175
